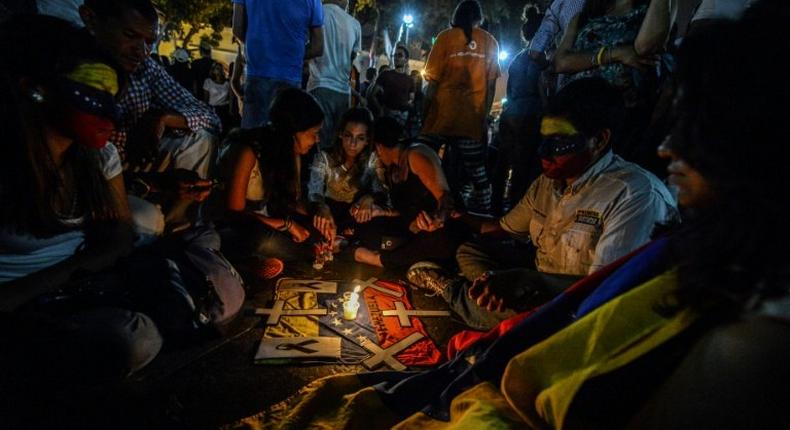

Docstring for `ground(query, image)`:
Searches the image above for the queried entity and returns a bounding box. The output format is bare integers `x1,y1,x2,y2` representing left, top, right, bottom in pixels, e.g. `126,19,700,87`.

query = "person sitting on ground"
307,107,384,244
353,117,459,269
219,88,326,263
79,0,220,180
78,0,221,235
408,77,678,330
0,15,161,386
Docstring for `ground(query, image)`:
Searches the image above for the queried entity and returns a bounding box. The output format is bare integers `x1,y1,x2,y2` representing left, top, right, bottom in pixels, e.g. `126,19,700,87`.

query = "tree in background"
153,0,232,49
354,0,529,61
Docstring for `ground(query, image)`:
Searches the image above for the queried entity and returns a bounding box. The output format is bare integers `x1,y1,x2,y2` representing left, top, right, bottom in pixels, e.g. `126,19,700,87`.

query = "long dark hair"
667,0,790,319
0,15,125,237
329,107,374,179
451,0,483,45
250,88,324,214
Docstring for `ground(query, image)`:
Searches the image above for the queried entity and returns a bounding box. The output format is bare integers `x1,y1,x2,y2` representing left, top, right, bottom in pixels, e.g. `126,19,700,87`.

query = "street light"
402,14,415,44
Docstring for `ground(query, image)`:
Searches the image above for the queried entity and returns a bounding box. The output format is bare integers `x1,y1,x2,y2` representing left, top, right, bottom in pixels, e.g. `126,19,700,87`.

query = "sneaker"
256,258,284,280
407,261,456,295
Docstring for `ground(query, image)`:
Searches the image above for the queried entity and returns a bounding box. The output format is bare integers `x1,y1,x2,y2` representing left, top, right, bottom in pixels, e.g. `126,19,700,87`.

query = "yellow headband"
65,63,119,96
540,117,578,136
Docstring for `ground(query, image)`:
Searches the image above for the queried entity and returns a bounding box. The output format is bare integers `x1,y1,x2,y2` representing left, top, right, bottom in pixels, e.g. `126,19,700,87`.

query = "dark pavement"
38,253,467,429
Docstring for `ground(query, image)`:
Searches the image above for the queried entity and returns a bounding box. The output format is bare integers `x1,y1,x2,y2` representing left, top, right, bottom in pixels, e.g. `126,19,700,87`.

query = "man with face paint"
409,77,678,330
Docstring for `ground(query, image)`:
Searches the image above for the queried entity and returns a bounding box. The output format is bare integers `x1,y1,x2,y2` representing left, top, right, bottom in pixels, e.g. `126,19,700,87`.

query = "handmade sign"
382,302,450,327
255,278,445,369
255,337,341,360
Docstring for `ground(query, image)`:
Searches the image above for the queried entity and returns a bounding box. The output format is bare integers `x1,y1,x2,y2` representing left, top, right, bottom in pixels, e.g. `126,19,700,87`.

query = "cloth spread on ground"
501,269,695,429
255,278,442,369
228,239,677,429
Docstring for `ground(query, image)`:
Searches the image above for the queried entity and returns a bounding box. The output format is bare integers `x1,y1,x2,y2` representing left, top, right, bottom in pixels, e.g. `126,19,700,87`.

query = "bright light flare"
498,50,510,61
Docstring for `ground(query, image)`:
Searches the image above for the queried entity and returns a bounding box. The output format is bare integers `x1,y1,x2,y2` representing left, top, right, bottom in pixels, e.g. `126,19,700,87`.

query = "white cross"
255,300,328,325
382,302,451,327
351,277,403,298
276,279,338,294
360,332,424,371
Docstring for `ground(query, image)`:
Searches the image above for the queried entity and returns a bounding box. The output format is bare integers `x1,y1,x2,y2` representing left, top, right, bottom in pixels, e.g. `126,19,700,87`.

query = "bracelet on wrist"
278,217,291,232
595,46,607,67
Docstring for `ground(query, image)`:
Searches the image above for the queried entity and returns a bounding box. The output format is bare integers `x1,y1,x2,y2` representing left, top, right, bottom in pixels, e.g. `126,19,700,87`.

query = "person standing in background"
420,0,500,214
307,0,361,150
232,0,324,129
203,62,232,134
191,42,216,98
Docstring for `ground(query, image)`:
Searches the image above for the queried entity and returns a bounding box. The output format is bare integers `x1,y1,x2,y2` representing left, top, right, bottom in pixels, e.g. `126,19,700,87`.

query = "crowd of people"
1,0,788,427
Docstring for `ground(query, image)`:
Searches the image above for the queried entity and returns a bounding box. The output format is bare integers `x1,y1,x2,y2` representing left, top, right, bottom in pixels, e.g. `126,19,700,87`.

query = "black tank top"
388,145,437,219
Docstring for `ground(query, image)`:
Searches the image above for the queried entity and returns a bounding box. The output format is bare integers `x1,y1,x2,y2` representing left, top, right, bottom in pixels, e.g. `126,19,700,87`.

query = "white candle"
343,286,361,320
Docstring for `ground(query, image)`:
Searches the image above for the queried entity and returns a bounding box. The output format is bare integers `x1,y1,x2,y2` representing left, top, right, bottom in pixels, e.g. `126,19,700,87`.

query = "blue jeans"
241,76,299,129
309,87,349,150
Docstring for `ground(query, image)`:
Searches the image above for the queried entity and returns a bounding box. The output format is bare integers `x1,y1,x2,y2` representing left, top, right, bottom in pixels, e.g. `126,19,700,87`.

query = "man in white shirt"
408,77,678,330
307,0,361,149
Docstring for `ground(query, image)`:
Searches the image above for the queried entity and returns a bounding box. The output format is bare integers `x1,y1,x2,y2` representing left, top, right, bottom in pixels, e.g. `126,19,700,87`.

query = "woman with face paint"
0,15,162,397
307,107,385,245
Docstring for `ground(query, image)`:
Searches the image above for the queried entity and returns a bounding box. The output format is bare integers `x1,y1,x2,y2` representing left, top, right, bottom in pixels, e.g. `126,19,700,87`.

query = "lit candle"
343,286,361,320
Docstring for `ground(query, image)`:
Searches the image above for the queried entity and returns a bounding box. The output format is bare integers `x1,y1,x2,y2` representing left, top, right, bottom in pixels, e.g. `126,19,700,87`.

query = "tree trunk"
182,25,199,49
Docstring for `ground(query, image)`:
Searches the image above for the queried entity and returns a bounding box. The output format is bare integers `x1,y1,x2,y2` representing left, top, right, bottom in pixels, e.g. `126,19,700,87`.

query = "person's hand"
288,220,311,243
350,196,375,223
312,205,336,243
414,210,445,232
610,45,659,73
467,271,526,313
